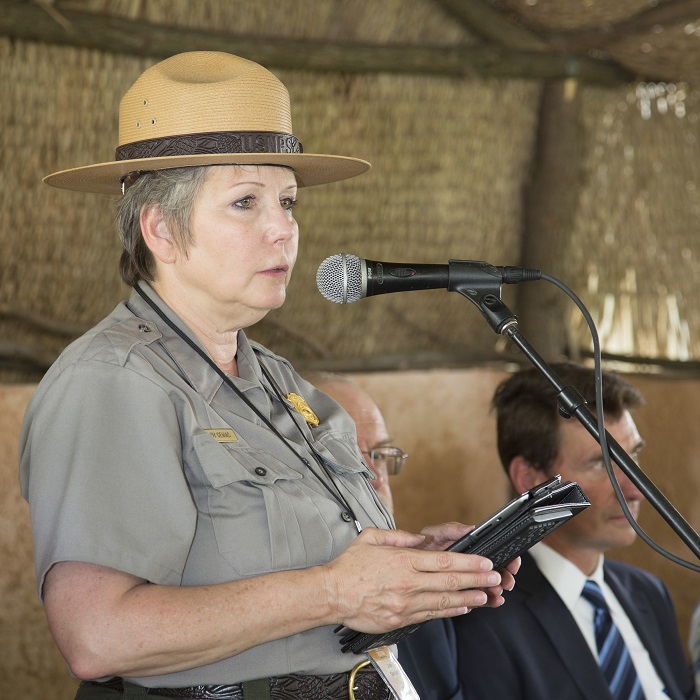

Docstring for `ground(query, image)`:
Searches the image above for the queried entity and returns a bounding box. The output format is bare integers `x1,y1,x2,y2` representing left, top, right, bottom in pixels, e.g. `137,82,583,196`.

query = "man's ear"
140,203,177,264
508,456,548,494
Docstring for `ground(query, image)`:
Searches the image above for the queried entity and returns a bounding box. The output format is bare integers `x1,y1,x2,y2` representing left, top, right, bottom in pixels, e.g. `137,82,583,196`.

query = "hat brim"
43,153,371,195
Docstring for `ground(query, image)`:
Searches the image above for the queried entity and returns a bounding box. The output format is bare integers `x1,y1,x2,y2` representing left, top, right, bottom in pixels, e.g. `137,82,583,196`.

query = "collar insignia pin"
286,393,320,427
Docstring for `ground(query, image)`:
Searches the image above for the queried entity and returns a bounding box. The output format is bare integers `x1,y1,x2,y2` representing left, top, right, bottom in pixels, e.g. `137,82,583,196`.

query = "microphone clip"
448,260,519,334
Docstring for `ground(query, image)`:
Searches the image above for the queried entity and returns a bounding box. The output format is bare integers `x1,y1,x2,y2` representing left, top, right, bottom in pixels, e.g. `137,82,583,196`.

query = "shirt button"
138,324,151,332
255,467,267,476
340,510,353,522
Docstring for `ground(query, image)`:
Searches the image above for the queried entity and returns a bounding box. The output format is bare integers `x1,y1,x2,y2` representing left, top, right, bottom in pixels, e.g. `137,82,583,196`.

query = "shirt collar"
126,281,263,401
529,542,604,611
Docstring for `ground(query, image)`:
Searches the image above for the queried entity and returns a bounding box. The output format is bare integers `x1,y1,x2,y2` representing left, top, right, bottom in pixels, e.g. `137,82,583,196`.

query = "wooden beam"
432,0,549,51
547,0,700,52
0,0,633,84
0,303,89,337
517,79,584,361
292,351,513,373
0,341,59,372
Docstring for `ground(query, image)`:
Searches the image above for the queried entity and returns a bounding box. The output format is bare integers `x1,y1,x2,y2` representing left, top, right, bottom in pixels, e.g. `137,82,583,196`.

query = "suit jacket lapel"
520,554,611,700
604,565,676,696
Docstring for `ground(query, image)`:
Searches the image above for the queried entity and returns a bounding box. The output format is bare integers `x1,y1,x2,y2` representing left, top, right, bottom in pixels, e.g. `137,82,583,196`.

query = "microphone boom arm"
452,283,700,563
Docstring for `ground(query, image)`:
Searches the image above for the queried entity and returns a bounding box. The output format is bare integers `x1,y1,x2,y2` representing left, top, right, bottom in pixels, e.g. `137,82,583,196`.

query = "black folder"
336,475,590,654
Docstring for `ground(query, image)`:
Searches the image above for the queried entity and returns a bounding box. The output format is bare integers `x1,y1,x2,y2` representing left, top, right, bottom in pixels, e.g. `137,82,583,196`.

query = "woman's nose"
265,206,297,243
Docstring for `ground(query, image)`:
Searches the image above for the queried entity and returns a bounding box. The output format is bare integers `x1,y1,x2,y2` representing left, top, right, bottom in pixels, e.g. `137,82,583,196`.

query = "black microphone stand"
448,262,700,562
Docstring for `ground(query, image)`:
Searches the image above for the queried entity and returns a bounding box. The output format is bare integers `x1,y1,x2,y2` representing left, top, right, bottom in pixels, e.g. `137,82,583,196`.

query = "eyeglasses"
362,446,408,476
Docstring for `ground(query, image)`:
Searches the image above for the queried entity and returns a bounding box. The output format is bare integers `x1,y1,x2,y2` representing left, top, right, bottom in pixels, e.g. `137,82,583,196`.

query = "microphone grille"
316,254,363,304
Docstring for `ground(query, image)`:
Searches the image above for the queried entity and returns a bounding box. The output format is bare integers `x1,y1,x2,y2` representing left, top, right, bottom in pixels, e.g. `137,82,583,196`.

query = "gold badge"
286,392,320,427
204,428,238,443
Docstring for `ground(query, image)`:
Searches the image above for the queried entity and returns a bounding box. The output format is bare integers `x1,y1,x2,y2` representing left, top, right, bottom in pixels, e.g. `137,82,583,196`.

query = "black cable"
258,362,378,530
541,273,700,574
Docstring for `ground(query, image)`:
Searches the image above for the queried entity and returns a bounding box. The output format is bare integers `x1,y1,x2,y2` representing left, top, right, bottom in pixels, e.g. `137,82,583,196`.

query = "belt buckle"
348,658,371,700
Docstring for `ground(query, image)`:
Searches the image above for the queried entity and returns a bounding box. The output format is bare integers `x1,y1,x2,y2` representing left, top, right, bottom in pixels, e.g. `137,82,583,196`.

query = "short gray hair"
116,166,210,287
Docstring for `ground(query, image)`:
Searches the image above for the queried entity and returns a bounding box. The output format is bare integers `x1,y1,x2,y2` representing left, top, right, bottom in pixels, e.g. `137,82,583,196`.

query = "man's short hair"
492,362,644,474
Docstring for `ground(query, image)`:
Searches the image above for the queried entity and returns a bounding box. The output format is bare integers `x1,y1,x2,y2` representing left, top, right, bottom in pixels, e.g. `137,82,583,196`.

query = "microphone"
316,253,541,304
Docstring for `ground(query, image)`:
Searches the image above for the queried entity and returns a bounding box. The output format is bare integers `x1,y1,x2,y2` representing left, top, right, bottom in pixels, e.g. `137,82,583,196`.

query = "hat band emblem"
115,131,303,161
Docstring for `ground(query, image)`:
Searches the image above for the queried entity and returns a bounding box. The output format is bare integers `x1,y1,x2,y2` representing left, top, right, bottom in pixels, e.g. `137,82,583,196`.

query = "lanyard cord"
257,362,368,530
133,284,362,531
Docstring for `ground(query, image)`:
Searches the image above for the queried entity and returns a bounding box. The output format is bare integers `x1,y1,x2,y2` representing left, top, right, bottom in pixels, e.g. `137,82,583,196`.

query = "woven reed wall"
567,83,700,361
0,41,146,380
3,0,700,381
0,33,540,380
4,0,700,379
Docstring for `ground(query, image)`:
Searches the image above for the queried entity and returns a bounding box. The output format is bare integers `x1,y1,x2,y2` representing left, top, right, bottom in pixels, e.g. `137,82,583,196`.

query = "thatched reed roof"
2,0,700,380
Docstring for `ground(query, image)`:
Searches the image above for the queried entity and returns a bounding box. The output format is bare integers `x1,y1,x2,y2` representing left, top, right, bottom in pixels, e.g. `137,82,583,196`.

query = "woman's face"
161,164,299,328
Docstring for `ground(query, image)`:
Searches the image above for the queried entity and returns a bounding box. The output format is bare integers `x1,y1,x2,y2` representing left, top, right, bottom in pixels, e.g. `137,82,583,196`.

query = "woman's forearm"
44,560,334,680
43,527,501,680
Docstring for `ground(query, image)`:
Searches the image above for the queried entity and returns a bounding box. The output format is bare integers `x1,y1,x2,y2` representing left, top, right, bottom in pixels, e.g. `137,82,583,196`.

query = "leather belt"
82,665,391,699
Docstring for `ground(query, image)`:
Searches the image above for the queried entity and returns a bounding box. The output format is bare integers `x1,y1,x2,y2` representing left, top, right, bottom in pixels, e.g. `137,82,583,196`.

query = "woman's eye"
234,196,255,209
281,197,298,211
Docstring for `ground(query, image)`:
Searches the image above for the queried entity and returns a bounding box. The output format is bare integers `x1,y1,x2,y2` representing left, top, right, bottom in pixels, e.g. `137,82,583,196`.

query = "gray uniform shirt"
19,281,394,686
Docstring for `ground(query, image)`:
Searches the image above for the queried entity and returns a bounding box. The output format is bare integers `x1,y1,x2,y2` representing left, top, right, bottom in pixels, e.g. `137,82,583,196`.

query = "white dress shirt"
689,601,700,696
529,542,668,699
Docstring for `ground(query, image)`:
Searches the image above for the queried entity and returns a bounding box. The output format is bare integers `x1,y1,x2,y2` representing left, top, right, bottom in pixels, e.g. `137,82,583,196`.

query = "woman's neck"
150,281,241,375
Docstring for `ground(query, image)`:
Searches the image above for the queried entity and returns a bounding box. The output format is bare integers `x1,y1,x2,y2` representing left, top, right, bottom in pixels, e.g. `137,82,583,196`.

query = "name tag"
204,428,238,443
366,646,420,700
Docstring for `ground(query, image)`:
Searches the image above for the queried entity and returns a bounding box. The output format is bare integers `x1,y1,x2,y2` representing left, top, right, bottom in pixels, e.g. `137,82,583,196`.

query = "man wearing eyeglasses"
309,372,465,700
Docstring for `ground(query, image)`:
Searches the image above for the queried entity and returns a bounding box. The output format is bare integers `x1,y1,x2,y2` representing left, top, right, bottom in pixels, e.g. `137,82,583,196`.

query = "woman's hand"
321,526,506,634
417,521,521,607
416,521,474,550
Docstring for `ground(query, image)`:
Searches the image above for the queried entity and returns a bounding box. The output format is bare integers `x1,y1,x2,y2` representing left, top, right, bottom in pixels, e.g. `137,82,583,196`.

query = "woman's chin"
244,299,286,326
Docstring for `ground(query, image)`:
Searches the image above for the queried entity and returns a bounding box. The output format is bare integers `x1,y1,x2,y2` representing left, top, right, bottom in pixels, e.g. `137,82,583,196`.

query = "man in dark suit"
311,372,465,700
453,362,697,699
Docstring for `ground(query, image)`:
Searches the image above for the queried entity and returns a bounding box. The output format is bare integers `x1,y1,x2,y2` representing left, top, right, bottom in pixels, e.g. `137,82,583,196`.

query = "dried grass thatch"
3,0,700,380
567,82,700,364
0,32,541,379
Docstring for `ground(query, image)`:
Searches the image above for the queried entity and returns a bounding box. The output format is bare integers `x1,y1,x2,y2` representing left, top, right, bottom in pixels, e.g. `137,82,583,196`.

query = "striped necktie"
581,580,644,699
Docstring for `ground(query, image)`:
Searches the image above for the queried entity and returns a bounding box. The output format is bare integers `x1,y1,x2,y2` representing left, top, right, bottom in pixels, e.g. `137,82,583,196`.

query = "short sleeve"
20,360,197,596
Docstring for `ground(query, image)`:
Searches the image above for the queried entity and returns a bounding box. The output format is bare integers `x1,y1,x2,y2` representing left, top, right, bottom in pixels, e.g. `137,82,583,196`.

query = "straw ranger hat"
43,51,371,195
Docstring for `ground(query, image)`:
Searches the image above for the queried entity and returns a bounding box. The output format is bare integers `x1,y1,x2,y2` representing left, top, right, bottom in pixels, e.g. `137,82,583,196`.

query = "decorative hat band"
115,131,304,161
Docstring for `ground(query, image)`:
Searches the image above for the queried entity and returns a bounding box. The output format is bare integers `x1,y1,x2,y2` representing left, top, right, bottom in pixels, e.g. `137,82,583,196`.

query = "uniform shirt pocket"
190,432,338,576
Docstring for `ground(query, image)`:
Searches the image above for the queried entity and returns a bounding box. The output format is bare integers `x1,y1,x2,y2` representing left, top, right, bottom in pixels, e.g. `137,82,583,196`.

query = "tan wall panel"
353,369,700,659
351,368,511,531
606,374,700,662
0,385,79,699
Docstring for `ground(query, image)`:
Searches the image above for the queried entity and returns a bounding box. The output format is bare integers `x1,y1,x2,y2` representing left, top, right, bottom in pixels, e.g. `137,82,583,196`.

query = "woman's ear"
140,203,177,264
508,455,547,494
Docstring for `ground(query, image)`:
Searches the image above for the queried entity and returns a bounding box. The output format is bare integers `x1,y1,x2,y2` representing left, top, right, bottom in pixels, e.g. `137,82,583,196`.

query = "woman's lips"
259,264,288,276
